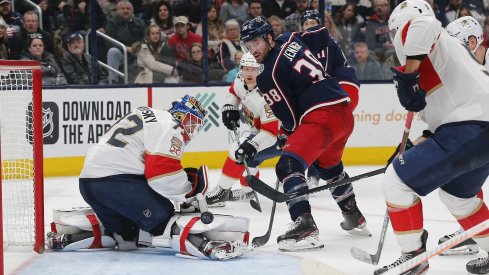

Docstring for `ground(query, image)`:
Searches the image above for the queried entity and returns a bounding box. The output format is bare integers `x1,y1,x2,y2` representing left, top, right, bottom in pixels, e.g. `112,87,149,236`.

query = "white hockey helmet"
239,52,260,69
388,0,435,34
446,16,484,51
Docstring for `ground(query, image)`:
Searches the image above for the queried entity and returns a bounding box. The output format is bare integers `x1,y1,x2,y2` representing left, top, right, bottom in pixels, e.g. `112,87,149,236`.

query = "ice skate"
340,198,372,237
200,240,250,260
277,213,324,252
46,232,73,250
205,186,230,207
466,256,489,274
374,230,429,275
438,228,479,256
229,189,254,201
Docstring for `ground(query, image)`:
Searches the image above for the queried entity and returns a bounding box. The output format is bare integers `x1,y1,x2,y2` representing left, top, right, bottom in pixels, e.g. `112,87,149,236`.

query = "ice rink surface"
5,166,487,275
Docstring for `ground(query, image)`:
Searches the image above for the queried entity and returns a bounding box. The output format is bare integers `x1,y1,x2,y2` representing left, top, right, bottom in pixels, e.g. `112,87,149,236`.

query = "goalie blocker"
47,207,250,260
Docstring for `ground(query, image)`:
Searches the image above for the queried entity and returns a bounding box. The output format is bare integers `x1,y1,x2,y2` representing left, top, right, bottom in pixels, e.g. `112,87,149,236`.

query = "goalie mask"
169,95,206,144
388,0,435,41
446,16,484,54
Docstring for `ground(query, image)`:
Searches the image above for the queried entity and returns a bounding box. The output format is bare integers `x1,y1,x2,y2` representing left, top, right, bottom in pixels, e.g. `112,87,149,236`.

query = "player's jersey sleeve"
141,108,191,203
248,90,279,151
402,16,441,57
224,79,241,107
299,26,331,54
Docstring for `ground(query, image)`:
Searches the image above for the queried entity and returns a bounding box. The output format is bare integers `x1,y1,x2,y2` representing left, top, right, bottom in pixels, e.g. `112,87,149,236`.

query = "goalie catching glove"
181,165,209,213
391,67,427,112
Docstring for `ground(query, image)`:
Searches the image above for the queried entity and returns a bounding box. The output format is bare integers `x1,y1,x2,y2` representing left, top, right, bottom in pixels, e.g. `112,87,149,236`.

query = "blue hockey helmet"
240,16,273,43
169,95,206,144
301,9,320,25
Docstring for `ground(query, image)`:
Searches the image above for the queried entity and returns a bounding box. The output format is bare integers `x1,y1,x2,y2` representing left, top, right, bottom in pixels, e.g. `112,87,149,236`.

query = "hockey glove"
391,67,427,112
222,104,240,130
386,138,414,166
276,127,291,150
235,139,259,164
185,165,209,198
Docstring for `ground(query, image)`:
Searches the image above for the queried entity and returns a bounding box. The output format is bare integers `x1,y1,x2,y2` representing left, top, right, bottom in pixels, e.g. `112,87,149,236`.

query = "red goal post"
0,60,44,273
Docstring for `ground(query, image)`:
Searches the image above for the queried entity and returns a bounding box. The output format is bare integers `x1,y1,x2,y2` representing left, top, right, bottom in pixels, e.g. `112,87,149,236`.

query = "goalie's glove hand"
386,138,414,166
277,127,292,150
180,198,200,213
391,67,427,112
222,104,240,130
235,139,259,164
185,166,209,198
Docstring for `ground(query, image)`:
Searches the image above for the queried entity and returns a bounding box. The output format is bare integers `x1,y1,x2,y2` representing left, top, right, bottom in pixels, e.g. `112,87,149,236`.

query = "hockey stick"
384,219,489,275
350,111,415,265
252,180,280,248
231,122,262,212
245,167,386,203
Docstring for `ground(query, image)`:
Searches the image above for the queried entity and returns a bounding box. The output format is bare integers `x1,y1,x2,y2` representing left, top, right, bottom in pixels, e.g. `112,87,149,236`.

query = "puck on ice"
201,211,214,224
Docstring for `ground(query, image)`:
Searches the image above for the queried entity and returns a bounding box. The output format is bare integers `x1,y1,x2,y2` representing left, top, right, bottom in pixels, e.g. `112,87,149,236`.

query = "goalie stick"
384,219,489,275
231,122,262,212
251,180,280,248
245,167,386,203
350,111,414,265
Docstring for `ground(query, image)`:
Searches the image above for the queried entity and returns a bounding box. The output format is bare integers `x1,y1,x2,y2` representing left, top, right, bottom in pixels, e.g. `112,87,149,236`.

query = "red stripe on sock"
388,199,423,233
458,202,489,236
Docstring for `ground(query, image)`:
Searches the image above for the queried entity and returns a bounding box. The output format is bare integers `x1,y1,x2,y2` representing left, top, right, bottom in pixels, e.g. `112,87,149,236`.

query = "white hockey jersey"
80,106,191,203
393,16,489,130
226,74,279,151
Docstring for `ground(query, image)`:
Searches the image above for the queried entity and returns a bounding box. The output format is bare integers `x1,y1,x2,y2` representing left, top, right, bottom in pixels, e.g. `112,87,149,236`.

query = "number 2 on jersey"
107,114,143,148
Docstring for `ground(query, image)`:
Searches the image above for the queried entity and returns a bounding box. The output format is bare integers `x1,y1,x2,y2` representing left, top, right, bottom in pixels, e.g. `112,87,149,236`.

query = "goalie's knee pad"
381,165,419,206
152,213,249,259
48,207,116,251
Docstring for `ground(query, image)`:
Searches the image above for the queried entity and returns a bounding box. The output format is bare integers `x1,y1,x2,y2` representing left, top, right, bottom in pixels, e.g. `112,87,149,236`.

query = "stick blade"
350,247,378,265
252,235,270,248
249,199,262,212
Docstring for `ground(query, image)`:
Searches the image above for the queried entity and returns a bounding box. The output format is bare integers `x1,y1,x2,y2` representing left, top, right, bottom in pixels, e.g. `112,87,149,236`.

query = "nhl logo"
26,101,59,145
143,209,152,218
43,107,54,138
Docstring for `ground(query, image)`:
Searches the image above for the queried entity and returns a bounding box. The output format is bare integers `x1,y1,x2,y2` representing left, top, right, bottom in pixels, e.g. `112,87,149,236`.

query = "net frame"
0,60,44,274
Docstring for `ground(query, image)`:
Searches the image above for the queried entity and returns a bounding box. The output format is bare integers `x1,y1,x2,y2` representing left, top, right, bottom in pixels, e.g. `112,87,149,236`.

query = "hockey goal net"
0,60,44,267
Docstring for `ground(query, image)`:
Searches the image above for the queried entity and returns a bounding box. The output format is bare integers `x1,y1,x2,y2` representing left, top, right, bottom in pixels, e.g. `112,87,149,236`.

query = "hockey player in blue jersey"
299,10,361,190
240,16,370,251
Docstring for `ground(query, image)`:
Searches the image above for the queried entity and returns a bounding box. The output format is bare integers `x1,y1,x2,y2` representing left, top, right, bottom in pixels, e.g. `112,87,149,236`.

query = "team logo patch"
242,105,255,127
264,104,274,119
169,136,183,156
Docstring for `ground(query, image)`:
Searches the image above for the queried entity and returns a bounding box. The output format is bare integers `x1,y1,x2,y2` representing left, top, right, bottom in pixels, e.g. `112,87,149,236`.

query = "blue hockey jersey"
257,32,350,132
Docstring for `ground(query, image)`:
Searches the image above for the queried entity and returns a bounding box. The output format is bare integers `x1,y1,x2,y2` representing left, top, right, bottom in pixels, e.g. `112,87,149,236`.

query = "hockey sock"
219,157,245,189
388,199,424,252
458,201,489,236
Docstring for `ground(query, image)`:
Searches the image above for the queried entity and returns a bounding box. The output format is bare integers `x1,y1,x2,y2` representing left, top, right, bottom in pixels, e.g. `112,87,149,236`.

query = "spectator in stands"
173,0,201,30
220,0,249,27
59,0,89,37
446,0,485,24
335,3,362,55
223,50,243,83
425,0,448,26
310,0,319,11
284,0,309,32
105,0,146,83
262,0,296,19
353,0,393,61
269,15,285,38
168,16,202,63
219,19,241,71
0,0,22,39
0,21,8,59
195,3,224,67
178,42,225,83
97,0,118,22
133,25,178,84
484,16,489,46
33,0,57,33
324,12,342,42
151,0,174,40
248,0,263,19
9,11,55,60
60,32,108,85
349,42,384,80
21,37,67,85
458,6,473,17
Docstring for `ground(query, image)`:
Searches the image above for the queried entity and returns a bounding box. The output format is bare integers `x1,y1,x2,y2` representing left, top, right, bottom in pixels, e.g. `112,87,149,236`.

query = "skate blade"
278,237,325,252
345,226,372,237
440,245,479,256
207,202,226,208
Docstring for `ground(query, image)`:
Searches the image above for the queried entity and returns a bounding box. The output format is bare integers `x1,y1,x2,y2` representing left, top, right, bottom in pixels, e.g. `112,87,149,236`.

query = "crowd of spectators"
2,0,489,85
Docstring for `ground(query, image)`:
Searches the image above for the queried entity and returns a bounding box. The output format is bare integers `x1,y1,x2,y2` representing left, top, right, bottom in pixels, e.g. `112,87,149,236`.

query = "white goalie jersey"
80,106,191,203
393,16,489,130
226,74,279,151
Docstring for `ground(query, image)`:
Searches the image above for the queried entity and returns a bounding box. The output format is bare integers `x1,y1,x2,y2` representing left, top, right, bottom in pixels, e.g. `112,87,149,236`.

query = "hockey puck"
201,211,214,224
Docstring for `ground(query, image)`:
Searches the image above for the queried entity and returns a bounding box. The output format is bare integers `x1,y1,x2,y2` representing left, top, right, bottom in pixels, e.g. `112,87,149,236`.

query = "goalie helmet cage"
0,60,45,273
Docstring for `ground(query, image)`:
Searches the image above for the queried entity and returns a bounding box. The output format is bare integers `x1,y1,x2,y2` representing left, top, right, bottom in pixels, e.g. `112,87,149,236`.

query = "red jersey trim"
260,119,279,136
145,153,183,180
